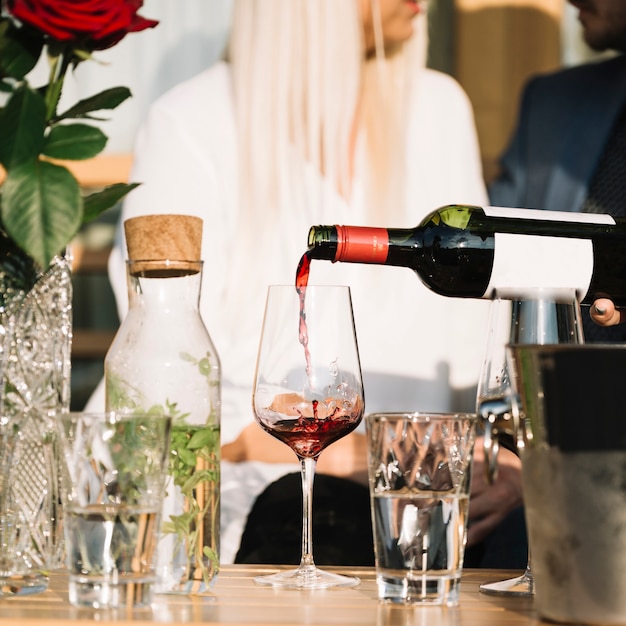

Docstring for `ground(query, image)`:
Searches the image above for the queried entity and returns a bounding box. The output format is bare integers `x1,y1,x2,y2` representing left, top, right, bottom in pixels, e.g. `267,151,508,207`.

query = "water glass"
57,412,171,609
366,412,476,606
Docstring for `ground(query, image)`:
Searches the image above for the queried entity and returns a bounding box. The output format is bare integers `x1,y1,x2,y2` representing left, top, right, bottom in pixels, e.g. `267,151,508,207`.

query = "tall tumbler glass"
366,412,477,607
57,412,171,609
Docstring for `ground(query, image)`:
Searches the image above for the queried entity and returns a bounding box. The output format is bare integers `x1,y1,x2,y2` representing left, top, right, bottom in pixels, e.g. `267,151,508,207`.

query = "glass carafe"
105,259,221,594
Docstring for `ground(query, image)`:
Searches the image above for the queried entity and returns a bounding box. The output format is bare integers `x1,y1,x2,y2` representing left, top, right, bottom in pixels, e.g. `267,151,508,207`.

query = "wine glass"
476,288,583,596
252,285,365,589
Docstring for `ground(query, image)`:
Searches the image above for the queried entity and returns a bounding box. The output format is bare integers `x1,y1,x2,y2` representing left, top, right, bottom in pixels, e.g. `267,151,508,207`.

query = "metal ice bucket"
507,344,626,625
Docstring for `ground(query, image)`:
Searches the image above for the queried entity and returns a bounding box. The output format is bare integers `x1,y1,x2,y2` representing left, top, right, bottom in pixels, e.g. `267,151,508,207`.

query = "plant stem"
44,51,67,122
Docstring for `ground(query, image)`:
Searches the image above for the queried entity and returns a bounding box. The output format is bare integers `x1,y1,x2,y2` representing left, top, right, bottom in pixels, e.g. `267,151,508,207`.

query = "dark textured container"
507,344,626,625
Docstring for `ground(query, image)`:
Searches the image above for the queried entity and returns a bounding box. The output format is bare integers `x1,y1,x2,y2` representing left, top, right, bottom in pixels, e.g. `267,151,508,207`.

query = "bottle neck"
126,260,202,313
307,224,419,266
334,225,390,263
307,225,338,261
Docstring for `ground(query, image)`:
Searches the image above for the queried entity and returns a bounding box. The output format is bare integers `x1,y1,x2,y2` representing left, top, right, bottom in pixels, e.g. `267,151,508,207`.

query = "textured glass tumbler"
57,412,171,609
366,412,476,607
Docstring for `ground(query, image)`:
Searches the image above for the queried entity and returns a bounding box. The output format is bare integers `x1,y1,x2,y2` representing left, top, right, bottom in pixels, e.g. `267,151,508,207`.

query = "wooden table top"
0,566,551,626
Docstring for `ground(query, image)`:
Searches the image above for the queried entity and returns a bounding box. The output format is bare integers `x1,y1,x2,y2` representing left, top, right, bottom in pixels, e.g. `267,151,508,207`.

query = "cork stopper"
124,214,202,261
123,214,203,277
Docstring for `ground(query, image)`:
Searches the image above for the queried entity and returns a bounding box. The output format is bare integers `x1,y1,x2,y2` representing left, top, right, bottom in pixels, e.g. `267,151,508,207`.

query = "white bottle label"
482,207,614,300
486,233,592,300
484,205,615,226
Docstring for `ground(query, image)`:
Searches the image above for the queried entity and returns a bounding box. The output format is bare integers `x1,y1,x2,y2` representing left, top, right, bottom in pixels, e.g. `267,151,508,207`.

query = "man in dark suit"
466,0,626,574
490,0,626,341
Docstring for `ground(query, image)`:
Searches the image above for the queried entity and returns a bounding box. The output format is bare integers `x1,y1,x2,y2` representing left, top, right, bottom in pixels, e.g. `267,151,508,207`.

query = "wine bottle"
306,204,626,305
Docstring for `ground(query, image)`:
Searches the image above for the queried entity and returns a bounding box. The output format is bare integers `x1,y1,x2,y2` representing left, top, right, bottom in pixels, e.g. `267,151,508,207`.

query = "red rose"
8,0,159,50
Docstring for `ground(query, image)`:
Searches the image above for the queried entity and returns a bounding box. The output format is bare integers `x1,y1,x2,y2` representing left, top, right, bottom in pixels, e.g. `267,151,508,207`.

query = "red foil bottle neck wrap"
334,226,389,264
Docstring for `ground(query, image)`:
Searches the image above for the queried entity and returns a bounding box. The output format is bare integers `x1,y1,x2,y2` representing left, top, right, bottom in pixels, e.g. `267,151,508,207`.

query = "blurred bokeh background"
66,0,605,409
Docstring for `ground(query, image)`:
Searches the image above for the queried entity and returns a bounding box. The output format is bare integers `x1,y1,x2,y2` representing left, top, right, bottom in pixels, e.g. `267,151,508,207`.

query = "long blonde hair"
228,0,429,226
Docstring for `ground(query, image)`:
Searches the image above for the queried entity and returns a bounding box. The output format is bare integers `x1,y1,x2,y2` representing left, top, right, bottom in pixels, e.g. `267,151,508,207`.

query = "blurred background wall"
59,0,234,153
451,0,606,182
63,0,601,186
66,1,234,408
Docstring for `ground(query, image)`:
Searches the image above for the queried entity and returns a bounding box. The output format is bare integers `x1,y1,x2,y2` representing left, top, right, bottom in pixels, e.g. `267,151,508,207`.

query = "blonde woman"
90,0,524,565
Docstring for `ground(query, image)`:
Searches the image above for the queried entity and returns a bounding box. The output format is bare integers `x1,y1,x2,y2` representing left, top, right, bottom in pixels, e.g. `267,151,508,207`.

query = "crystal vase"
0,251,72,595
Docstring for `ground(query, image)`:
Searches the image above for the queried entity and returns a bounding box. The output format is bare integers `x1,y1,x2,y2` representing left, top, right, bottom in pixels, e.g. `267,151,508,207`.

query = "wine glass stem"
299,456,317,569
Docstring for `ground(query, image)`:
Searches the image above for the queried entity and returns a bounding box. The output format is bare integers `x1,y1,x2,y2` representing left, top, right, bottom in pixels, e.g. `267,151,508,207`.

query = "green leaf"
160,520,177,535
203,547,218,563
56,87,132,121
180,470,215,494
177,447,197,467
0,85,45,169
83,183,139,223
198,357,213,376
43,123,107,160
187,428,218,450
2,160,82,268
0,19,43,80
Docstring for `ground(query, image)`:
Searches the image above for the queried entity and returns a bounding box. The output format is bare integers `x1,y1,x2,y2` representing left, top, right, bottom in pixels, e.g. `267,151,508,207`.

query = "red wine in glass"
256,396,363,459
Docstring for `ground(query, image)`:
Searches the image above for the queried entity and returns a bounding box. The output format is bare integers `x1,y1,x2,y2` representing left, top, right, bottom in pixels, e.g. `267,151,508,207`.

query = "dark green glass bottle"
307,204,626,305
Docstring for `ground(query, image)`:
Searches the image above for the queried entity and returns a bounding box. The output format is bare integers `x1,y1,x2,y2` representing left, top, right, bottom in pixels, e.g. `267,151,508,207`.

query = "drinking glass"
252,285,364,589
57,412,172,608
476,289,583,596
367,412,476,606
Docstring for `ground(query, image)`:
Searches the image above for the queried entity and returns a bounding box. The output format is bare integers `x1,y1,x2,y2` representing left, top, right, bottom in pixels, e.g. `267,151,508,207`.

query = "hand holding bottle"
590,298,624,326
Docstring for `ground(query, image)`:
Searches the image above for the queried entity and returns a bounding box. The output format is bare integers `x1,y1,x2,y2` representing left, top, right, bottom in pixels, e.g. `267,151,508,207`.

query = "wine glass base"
254,566,360,590
479,572,534,597
0,572,49,597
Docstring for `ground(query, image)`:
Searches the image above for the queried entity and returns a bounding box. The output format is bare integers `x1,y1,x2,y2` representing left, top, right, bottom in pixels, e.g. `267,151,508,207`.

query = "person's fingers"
467,511,505,547
590,298,623,327
468,442,523,548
